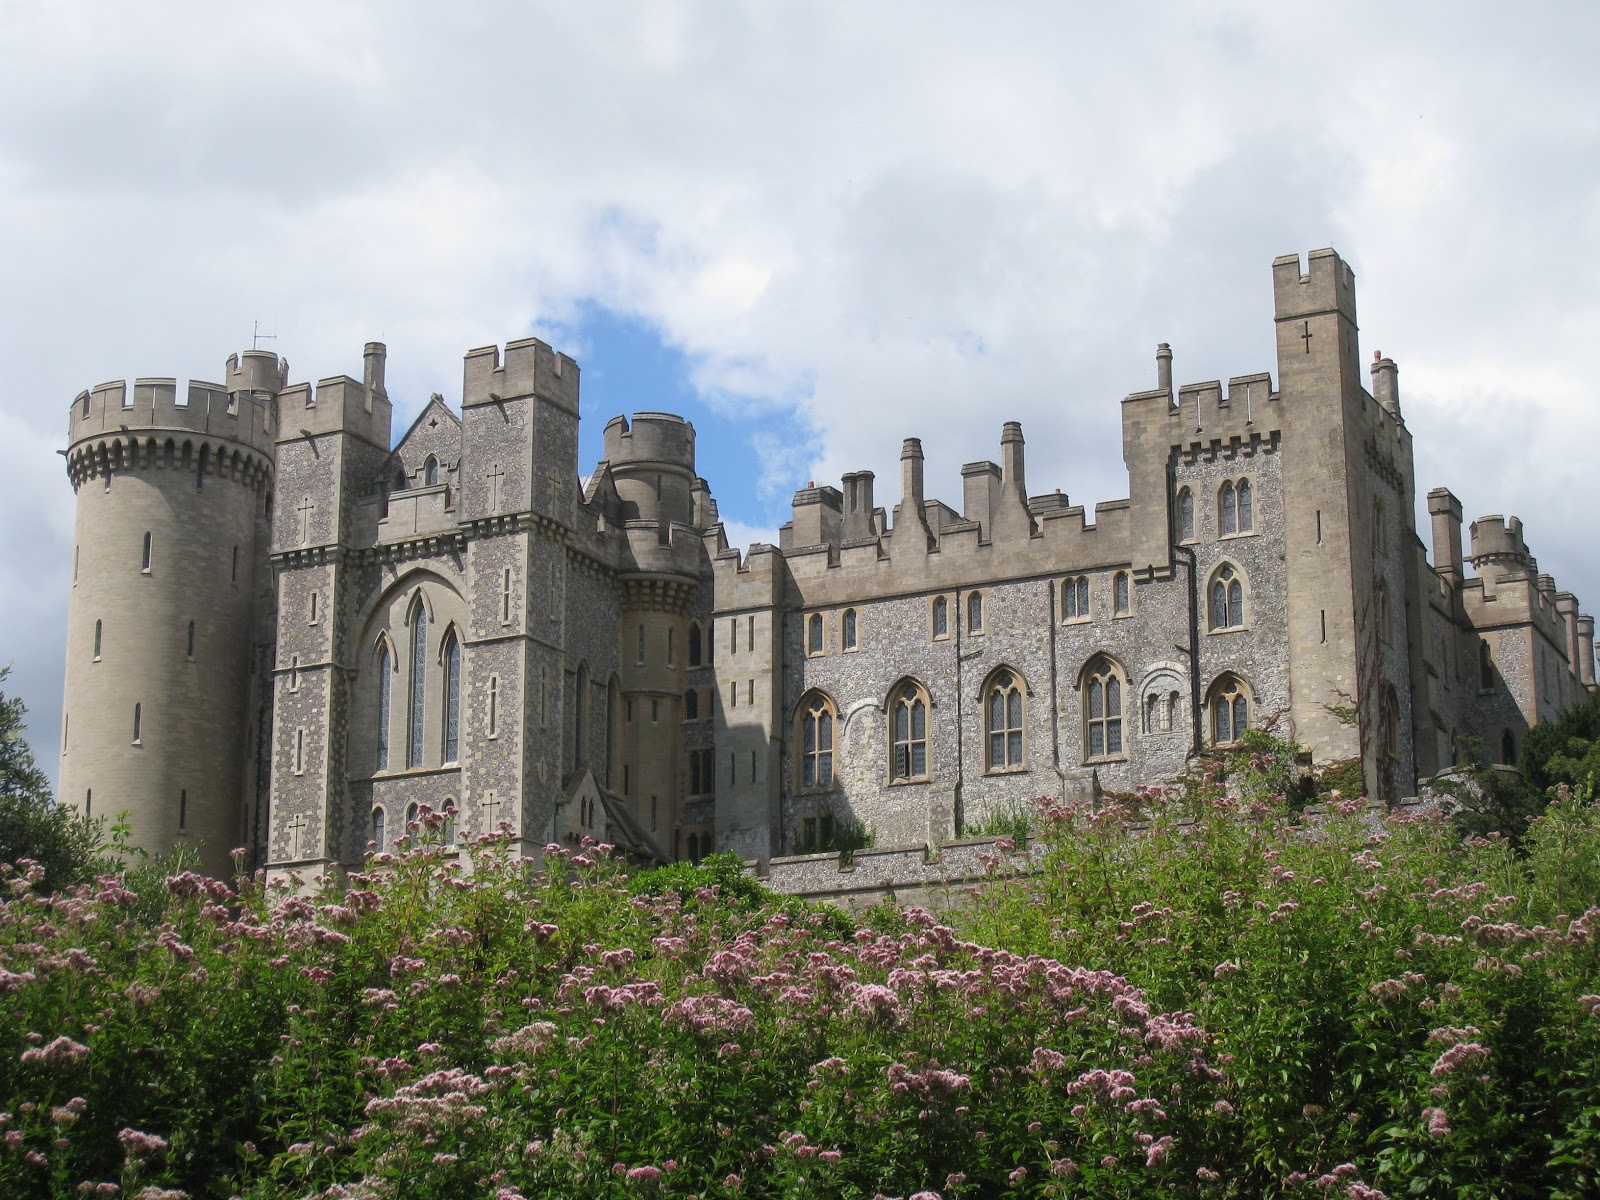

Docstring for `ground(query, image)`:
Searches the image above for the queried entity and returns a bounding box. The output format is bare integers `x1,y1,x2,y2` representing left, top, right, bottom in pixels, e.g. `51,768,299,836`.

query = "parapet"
602,411,697,473
68,364,279,463
462,336,579,414
1272,248,1357,324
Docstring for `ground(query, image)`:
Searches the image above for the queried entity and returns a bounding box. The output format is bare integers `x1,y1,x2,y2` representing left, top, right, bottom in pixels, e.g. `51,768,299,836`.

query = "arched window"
843,608,858,651
1209,674,1251,746
932,596,949,639
968,591,984,633
408,597,427,769
376,644,391,771
1062,576,1090,620
442,631,461,763
443,806,456,846
1177,487,1195,542
685,689,699,721
186,621,195,658
405,802,419,838
1209,564,1245,631
985,669,1025,771
424,456,439,486
1381,688,1400,761
1140,674,1183,736
1114,571,1130,616
688,622,703,666
889,681,931,781
1480,642,1494,691
1501,730,1516,765
1237,479,1253,532
798,692,837,789
1219,481,1237,536
1083,658,1124,759
93,620,102,660
487,674,498,738
394,466,407,492
808,613,824,655
132,702,142,742
1373,498,1387,554
1144,693,1160,735
371,806,386,849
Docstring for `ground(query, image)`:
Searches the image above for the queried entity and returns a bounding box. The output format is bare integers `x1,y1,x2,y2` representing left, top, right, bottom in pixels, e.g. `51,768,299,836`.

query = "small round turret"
604,412,699,527
60,353,281,877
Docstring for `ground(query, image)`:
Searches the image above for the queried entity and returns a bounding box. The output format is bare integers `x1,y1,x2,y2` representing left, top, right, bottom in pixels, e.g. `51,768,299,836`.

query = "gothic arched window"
1083,658,1124,760
376,644,391,772
1209,674,1251,746
985,669,1025,771
1219,481,1237,536
843,608,858,651
1209,564,1245,631
688,622,703,666
1114,571,1130,616
889,681,931,781
407,598,427,769
685,688,699,721
808,613,824,656
1177,487,1195,542
968,591,984,633
442,631,461,764
1237,479,1253,532
932,596,949,639
371,806,386,849
424,456,439,486
1062,576,1090,621
798,692,837,790
1480,642,1494,691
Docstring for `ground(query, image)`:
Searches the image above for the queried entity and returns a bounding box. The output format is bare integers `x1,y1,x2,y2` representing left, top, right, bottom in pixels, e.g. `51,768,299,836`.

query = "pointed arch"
795,688,839,791
441,626,462,764
1206,672,1252,747
1207,561,1247,631
981,664,1028,772
424,455,440,486
406,592,428,769
1177,486,1195,542
1081,654,1127,760
688,621,703,666
887,676,932,781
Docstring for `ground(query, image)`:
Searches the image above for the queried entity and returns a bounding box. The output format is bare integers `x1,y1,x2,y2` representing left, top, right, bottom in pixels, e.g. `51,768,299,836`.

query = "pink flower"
117,1127,168,1163
1008,1166,1028,1182
626,1165,662,1183
19,1036,90,1066
1429,1043,1490,1076
1145,1135,1172,1166
1422,1106,1451,1138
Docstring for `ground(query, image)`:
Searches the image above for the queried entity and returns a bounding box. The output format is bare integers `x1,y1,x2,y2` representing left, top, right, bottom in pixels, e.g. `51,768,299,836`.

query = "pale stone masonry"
57,248,1596,879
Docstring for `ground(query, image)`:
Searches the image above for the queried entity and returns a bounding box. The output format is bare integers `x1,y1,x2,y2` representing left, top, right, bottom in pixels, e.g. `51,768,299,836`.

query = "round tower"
60,353,282,877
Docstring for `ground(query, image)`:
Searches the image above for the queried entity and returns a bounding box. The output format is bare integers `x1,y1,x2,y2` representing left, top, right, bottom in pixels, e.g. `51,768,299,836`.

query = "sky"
3,1,1599,781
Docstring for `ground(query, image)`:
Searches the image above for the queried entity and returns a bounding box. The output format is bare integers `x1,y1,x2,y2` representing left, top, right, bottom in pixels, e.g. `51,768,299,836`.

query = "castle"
57,248,1597,880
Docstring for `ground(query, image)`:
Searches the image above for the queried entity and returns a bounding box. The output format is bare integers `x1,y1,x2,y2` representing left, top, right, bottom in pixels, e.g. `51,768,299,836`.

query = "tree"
0,665,100,889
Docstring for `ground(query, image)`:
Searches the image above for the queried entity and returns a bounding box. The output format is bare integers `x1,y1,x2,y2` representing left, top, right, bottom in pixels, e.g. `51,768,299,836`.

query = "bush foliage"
1,735,1598,1198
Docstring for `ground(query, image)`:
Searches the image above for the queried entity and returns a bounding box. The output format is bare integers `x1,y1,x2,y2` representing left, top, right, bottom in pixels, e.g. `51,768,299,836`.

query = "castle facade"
58,249,1596,879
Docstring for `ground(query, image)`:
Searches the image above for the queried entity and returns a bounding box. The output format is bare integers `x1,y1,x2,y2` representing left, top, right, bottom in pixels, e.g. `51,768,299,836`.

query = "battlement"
68,372,278,461
462,336,579,414
1272,247,1358,323
602,412,697,472
226,350,290,396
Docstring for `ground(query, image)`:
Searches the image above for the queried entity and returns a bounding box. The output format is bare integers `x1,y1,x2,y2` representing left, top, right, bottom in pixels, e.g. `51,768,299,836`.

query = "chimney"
1001,422,1027,503
364,342,388,413
1427,487,1463,589
1371,351,1400,420
1579,614,1596,688
842,470,876,540
900,437,924,514
1156,343,1173,394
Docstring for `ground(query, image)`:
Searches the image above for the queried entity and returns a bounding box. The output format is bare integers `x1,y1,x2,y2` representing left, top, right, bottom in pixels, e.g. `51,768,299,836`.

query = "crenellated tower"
60,352,282,877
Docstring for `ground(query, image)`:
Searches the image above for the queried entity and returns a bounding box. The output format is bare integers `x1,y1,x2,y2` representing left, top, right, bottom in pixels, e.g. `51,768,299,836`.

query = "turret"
1468,515,1536,578
61,351,281,877
1579,615,1597,689
1156,342,1173,394
841,471,876,541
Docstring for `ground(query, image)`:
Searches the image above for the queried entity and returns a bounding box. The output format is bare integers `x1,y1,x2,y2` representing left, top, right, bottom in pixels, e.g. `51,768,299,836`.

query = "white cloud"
5,0,1600,774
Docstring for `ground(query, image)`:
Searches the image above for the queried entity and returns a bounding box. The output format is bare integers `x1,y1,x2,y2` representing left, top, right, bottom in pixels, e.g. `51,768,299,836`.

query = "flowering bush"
963,737,1600,1197
2,740,1599,1198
